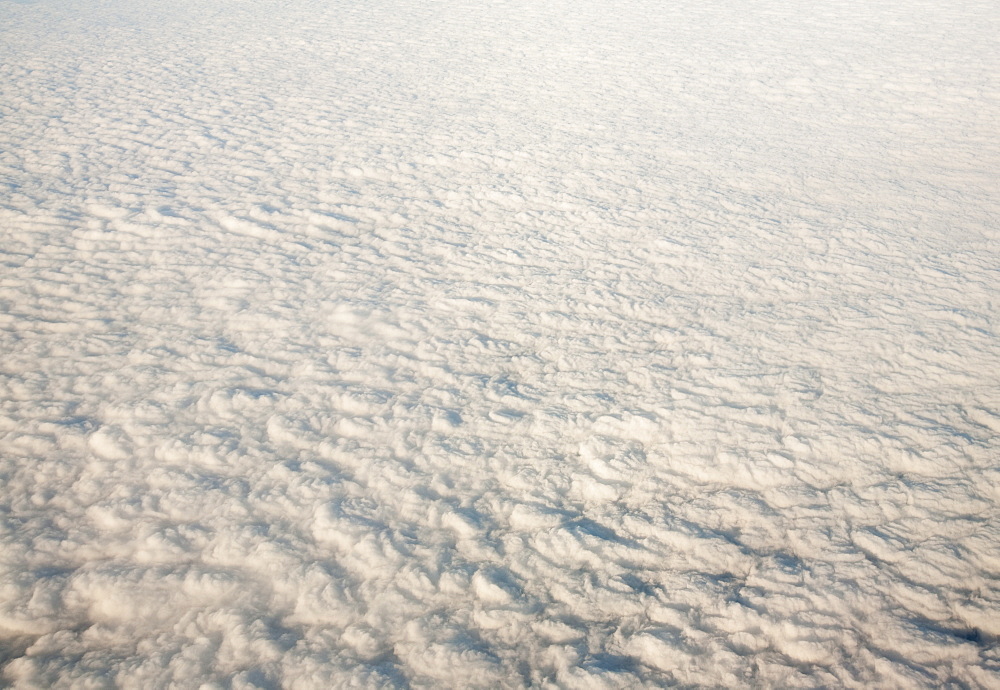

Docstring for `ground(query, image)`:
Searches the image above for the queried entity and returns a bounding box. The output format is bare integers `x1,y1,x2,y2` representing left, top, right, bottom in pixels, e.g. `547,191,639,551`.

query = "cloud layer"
1,0,999,686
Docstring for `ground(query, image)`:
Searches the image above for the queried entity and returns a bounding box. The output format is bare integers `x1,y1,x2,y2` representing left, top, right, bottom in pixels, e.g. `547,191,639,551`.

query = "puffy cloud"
1,0,998,686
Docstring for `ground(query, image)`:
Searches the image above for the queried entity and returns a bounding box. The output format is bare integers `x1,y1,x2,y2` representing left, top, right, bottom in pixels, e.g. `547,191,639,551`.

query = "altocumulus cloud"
1,0,999,686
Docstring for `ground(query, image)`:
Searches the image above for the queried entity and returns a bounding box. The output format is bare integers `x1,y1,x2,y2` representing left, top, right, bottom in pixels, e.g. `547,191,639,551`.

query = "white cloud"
1,0,998,686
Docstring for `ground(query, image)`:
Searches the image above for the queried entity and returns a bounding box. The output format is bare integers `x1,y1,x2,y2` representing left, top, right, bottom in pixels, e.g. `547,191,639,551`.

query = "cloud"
1,0,998,686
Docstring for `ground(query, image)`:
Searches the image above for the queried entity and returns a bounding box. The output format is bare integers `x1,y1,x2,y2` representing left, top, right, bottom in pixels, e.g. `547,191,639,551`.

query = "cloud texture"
1,0,999,686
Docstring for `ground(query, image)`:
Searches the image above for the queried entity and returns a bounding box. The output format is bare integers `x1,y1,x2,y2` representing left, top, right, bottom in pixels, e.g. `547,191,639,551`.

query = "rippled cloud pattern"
2,0,999,686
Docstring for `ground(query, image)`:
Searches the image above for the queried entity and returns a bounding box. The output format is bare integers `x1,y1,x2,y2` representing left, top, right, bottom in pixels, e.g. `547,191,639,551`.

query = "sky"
1,0,999,686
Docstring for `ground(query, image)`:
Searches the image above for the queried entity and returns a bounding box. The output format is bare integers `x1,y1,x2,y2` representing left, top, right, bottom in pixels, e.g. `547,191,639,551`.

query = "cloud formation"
1,0,998,686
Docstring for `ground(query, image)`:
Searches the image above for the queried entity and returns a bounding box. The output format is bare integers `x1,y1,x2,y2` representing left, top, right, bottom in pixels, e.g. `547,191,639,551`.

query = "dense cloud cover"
1,0,999,686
